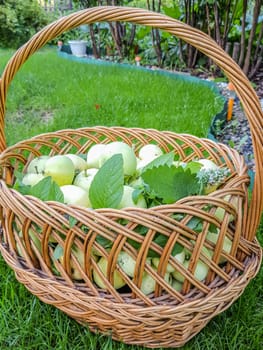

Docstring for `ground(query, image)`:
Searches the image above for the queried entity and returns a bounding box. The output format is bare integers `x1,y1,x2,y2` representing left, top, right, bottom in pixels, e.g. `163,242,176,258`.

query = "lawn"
1,47,224,145
0,47,262,350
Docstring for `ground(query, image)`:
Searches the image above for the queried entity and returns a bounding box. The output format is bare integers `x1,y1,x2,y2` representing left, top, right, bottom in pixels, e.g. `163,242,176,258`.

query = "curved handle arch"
0,6,262,239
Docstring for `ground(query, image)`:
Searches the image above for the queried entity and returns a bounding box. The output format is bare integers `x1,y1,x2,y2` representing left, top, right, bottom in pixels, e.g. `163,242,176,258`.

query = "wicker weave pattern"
0,7,262,239
0,7,262,348
0,240,259,348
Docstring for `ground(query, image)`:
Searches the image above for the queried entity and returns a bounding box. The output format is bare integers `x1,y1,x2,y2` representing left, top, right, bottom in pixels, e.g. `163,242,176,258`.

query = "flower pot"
68,40,87,57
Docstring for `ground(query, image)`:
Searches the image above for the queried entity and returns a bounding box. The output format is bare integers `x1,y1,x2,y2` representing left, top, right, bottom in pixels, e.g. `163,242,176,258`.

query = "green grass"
1,47,223,146
0,47,262,350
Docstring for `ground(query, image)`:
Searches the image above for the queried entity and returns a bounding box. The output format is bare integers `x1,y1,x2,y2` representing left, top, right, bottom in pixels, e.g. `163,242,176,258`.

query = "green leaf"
132,188,144,204
77,153,87,160
147,249,159,258
95,235,112,249
53,245,64,260
89,154,124,209
127,238,141,252
154,234,184,255
14,170,24,182
69,216,78,228
209,223,218,233
134,225,148,236
153,234,169,247
147,234,184,258
163,5,181,19
141,152,175,173
171,242,184,256
13,171,32,195
13,172,64,202
136,26,151,40
184,161,202,174
142,165,201,204
187,217,203,232
30,176,64,203
13,181,32,195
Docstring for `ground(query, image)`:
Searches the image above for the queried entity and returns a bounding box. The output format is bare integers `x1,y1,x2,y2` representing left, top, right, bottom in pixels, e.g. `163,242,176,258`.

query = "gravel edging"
210,81,263,173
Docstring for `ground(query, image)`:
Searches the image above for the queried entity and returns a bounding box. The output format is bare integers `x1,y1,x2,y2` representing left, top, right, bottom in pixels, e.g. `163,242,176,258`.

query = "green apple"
26,155,50,174
184,245,212,261
152,249,185,273
197,158,218,171
214,195,236,222
117,251,151,278
204,184,220,195
171,279,183,292
117,185,147,209
44,155,75,186
102,141,137,176
129,176,144,189
86,144,106,168
138,144,163,161
73,168,98,193
59,245,85,281
117,251,136,277
172,259,209,283
93,256,126,289
206,230,232,264
136,158,153,174
64,154,88,172
17,229,42,257
172,246,211,283
22,173,45,186
140,268,171,295
91,247,111,258
60,185,91,208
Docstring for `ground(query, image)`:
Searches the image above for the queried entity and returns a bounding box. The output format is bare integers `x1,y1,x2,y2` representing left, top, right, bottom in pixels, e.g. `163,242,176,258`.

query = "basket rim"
0,125,250,211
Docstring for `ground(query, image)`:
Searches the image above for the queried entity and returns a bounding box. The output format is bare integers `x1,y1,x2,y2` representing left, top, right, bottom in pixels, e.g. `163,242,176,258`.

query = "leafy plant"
141,165,201,205
0,0,50,48
13,173,64,203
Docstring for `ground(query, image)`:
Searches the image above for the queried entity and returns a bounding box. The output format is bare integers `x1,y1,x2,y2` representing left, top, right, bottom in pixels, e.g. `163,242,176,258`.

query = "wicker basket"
0,6,262,349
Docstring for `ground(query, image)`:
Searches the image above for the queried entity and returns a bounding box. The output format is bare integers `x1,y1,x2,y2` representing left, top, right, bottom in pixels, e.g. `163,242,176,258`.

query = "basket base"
75,318,209,348
0,239,261,348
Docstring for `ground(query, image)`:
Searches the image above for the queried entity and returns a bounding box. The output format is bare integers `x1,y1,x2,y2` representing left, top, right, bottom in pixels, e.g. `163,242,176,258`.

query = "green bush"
0,0,50,48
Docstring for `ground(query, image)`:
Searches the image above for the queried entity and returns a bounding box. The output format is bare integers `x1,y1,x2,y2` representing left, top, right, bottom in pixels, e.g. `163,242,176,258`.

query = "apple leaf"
13,171,32,195
53,245,64,260
13,170,24,183
132,188,144,204
95,235,112,249
30,176,64,203
141,165,201,204
141,152,175,173
69,216,78,228
77,153,87,160
186,217,203,232
89,154,124,209
184,161,202,174
13,174,64,203
151,234,184,257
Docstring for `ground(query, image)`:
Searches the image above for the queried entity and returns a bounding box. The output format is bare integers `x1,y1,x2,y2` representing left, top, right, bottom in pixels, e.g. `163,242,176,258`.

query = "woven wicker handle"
0,6,262,240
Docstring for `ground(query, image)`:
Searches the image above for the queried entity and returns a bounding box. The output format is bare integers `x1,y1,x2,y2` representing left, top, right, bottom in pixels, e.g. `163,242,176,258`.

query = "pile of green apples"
22,141,226,209
23,141,150,209
17,141,234,294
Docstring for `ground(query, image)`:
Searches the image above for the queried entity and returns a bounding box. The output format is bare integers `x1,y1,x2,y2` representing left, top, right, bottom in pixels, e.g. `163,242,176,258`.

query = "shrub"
0,0,49,48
